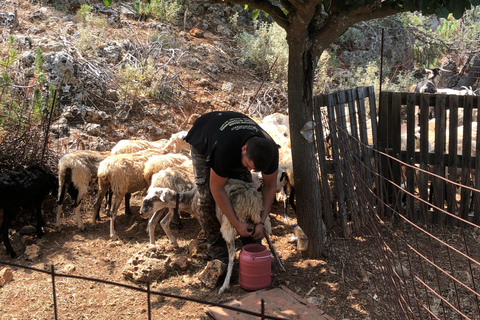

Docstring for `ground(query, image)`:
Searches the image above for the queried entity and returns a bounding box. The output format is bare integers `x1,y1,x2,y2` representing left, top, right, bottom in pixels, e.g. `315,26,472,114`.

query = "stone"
25,244,40,261
0,267,14,287
63,264,76,273
122,245,171,283
172,256,190,271
198,259,226,289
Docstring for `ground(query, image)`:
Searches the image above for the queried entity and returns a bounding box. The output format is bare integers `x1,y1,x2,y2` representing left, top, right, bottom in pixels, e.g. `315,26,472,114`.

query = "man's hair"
245,137,275,172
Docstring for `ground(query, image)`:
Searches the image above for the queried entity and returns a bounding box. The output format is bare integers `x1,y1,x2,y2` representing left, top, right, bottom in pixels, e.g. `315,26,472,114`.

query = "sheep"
141,163,195,246
56,150,111,231
92,149,164,240
160,131,191,154
0,166,57,258
262,113,290,137
143,153,190,186
140,179,273,294
259,122,291,149
111,131,190,156
436,86,476,96
111,139,168,155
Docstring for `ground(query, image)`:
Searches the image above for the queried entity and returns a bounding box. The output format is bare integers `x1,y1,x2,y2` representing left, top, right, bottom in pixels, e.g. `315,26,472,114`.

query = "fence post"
51,264,58,320
147,281,152,320
261,298,265,320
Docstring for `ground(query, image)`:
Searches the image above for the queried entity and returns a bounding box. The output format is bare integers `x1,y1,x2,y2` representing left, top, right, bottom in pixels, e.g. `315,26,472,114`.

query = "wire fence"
0,260,289,320
316,87,480,319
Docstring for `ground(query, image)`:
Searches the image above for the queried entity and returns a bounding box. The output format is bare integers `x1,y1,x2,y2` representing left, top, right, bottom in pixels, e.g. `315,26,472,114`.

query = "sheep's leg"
160,208,177,247
70,187,87,230
147,210,163,244
55,183,67,230
124,192,132,216
218,238,235,294
93,187,109,226
109,193,124,240
1,210,16,258
35,200,45,238
288,187,296,212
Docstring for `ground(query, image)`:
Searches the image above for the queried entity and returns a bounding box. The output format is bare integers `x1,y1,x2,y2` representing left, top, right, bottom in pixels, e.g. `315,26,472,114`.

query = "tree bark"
287,31,324,258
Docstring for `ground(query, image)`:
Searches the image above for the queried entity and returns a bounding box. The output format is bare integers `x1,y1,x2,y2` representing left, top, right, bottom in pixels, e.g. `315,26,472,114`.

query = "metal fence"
314,86,480,319
0,260,287,320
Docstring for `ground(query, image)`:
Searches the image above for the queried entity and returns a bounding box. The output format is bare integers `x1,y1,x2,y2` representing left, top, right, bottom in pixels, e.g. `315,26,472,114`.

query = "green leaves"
435,6,449,19
103,0,111,7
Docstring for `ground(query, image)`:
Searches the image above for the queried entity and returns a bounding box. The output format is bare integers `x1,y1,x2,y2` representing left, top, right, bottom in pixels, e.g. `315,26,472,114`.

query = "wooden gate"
314,86,380,236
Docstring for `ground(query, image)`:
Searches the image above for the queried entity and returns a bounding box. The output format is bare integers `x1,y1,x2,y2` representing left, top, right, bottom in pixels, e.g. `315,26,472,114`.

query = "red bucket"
239,243,271,291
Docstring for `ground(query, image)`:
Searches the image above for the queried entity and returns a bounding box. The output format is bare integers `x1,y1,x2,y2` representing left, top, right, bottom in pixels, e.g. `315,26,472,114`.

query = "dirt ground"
0,191,394,320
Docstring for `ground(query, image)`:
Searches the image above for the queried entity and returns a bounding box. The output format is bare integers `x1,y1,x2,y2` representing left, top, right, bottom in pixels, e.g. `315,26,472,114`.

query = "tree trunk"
287,34,324,258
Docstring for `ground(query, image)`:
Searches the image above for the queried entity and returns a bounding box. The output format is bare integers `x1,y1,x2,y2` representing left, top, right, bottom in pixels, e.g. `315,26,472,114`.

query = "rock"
0,267,14,287
198,259,226,289
189,28,204,38
172,256,190,271
122,245,171,283
63,264,76,273
187,239,207,258
221,82,234,92
25,244,40,261
84,123,101,136
43,51,75,87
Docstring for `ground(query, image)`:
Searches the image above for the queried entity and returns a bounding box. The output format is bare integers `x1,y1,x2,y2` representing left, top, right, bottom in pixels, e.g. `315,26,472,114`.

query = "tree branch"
311,2,403,51
210,0,289,29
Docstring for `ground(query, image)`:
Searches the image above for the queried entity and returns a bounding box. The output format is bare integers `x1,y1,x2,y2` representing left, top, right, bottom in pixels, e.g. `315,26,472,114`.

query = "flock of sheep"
0,113,295,293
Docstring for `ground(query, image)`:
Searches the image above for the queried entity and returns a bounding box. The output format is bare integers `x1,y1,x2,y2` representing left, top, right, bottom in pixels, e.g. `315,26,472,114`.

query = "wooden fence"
314,86,380,236
379,91,480,224
314,88,480,233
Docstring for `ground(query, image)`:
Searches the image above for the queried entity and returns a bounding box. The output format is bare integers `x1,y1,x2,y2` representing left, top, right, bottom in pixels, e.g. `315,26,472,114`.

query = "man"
185,111,279,262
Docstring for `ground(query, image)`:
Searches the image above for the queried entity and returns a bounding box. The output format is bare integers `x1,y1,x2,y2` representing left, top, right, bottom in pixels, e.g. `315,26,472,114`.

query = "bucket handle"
253,255,271,260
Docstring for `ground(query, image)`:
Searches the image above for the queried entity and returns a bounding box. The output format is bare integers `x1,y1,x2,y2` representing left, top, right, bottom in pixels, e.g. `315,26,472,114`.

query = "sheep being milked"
140,179,283,294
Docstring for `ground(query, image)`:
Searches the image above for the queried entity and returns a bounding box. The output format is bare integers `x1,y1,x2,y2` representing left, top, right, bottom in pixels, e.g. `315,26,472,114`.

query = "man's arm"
209,168,255,237
252,169,278,240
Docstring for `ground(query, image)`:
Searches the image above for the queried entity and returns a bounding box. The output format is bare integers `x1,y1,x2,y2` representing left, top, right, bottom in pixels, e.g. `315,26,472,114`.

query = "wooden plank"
459,95,473,220
418,93,430,223
406,93,416,221
356,87,375,214
474,97,480,225
378,91,391,218
206,286,334,320
313,96,334,230
446,96,459,225
326,94,349,236
391,92,403,213
432,94,446,223
367,86,382,215
335,90,358,231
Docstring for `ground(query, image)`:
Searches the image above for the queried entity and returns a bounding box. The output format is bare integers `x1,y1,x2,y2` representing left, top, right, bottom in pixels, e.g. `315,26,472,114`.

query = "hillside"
1,0,395,319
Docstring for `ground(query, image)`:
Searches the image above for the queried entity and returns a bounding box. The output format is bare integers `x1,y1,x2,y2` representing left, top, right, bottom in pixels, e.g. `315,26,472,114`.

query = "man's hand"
235,221,255,237
252,223,265,240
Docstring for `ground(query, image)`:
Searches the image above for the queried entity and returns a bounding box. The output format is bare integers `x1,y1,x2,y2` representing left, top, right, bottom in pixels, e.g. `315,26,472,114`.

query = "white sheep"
56,150,111,230
141,164,195,246
111,139,168,155
262,113,290,137
160,131,190,154
92,148,164,240
140,179,273,294
143,153,190,185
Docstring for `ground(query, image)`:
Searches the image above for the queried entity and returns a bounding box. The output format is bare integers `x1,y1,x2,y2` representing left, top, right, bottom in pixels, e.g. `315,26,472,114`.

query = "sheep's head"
140,187,177,219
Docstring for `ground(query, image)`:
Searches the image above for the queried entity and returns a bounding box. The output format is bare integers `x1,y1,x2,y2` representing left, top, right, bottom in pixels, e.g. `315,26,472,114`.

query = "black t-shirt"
185,111,279,178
